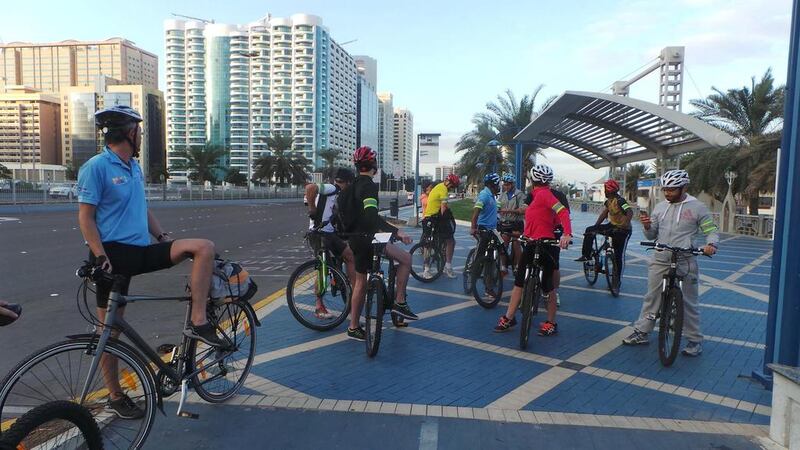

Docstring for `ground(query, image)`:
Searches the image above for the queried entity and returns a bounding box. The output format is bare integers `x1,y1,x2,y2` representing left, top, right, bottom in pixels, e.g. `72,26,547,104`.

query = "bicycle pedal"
157,344,176,354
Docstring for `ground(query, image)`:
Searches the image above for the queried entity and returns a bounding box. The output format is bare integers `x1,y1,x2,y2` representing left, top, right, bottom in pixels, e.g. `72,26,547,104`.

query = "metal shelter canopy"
513,91,734,169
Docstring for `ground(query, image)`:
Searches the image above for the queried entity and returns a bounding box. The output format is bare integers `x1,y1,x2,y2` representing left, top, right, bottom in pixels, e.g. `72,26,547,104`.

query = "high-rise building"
0,39,157,93
435,165,455,181
0,86,61,178
392,108,413,178
354,55,378,159
165,14,357,182
60,77,165,179
377,92,394,175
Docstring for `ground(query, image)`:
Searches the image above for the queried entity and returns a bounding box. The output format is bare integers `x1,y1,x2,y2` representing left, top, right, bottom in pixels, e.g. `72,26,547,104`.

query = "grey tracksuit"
633,195,719,342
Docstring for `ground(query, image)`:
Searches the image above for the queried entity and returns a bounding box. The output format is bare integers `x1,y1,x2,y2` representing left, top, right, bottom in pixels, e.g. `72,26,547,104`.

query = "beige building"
0,86,62,174
434,165,455,181
0,39,157,94
393,108,413,177
60,77,165,179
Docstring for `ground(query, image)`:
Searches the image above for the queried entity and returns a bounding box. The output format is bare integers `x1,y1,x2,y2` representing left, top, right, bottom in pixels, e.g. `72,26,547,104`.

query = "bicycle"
640,241,710,367
364,233,405,357
286,229,352,331
409,217,447,282
518,237,562,350
468,228,505,308
582,231,621,297
0,263,260,449
0,400,103,450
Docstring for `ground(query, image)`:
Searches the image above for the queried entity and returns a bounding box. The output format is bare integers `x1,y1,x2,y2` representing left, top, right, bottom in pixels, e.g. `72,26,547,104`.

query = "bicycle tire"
583,257,599,285
471,255,502,309
0,338,157,450
463,248,476,294
0,400,103,450
409,242,443,283
520,276,541,350
364,277,385,357
604,251,620,297
387,264,405,328
286,260,351,331
190,300,257,403
658,287,684,367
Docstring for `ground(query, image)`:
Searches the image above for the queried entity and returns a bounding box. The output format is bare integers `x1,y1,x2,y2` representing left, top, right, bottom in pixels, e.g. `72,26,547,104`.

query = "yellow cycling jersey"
424,182,449,217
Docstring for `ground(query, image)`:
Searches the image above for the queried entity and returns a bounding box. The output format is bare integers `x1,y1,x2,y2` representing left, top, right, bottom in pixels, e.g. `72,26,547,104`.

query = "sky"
1,0,793,182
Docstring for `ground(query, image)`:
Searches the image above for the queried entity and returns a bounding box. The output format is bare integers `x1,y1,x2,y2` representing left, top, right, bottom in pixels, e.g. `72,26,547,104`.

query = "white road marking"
418,419,439,450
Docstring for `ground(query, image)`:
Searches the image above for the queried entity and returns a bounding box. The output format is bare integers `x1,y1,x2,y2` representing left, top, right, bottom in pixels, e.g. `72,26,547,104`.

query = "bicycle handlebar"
519,236,572,246
640,241,710,257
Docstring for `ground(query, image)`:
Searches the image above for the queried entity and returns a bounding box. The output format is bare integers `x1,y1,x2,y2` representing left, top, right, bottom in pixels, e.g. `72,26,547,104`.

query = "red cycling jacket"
524,186,572,239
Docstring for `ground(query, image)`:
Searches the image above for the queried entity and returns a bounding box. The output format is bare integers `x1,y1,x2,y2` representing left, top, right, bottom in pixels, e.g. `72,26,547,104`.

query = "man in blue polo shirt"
470,173,505,277
77,105,224,419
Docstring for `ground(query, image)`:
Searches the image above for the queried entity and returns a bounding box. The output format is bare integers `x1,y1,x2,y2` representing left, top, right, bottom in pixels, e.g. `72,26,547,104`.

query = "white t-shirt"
306,183,339,232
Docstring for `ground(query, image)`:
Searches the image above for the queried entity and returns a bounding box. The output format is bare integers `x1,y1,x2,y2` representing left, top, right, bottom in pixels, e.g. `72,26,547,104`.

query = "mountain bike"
0,263,260,449
286,229,351,331
582,231,621,297
640,241,710,367
0,400,103,450
364,233,405,357
468,228,505,308
518,237,562,350
409,217,446,282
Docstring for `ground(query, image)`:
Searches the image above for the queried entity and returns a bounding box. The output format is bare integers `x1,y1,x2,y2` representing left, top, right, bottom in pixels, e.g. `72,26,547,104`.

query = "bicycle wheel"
286,260,350,331
583,254,599,286
409,243,443,283
0,400,103,450
520,276,541,350
462,248,476,294
364,277,385,357
604,251,620,297
471,256,502,309
658,288,684,367
190,300,257,403
0,338,157,450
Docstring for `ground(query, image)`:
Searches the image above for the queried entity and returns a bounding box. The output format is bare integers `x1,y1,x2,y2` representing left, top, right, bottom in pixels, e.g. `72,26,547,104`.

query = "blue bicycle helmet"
483,173,500,186
501,173,516,183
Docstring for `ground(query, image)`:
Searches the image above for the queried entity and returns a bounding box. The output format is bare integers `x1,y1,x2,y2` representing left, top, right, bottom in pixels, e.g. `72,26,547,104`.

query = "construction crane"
339,39,358,46
171,13,215,24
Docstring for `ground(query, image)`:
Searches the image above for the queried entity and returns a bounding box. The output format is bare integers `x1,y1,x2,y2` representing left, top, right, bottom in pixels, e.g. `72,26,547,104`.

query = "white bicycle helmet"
661,169,690,188
530,164,554,184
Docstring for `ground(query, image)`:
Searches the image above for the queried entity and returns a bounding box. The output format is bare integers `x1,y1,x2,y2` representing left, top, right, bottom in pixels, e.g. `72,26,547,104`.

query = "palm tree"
171,143,227,187
317,148,341,181
0,163,12,180
623,163,652,202
456,87,556,188
252,133,311,186
224,168,248,186
689,69,784,214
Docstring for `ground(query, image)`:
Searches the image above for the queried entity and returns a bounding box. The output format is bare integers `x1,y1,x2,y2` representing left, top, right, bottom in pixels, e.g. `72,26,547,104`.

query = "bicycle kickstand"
176,379,199,419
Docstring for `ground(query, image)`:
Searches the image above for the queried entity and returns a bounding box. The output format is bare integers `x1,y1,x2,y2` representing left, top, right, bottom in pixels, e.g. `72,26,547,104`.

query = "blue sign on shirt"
474,187,498,229
77,147,150,246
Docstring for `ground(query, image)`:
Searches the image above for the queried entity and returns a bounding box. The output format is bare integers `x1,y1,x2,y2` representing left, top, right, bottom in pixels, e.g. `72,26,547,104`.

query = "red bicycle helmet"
353,146,377,169
604,179,620,193
446,173,460,187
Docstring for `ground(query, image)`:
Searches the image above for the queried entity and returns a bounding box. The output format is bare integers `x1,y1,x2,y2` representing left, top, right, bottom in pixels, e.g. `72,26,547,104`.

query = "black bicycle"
0,263,260,449
286,229,352,331
468,229,505,308
0,400,103,450
582,231,621,297
409,217,447,282
518,237,562,350
364,233,406,357
640,241,709,367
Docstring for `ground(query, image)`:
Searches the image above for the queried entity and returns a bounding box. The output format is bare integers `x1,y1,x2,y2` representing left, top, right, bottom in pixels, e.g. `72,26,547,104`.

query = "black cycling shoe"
346,327,366,341
106,394,145,420
184,322,228,348
391,302,419,320
574,256,590,262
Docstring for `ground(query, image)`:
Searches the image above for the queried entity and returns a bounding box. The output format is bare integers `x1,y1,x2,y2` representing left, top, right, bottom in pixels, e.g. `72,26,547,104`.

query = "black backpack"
334,183,359,232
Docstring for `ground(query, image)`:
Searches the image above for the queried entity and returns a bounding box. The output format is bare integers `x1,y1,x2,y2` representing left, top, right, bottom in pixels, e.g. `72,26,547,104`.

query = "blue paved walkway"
146,211,775,448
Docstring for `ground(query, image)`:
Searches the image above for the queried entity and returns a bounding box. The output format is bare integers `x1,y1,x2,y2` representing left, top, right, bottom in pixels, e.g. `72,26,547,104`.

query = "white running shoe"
444,268,457,279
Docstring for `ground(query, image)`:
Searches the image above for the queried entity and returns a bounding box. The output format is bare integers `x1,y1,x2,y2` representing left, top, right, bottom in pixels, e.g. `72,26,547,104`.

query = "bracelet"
157,232,170,242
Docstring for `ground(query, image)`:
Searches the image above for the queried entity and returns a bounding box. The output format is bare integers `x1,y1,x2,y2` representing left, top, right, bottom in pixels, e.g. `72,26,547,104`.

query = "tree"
455,87,556,188
252,133,311,186
0,163,11,180
171,144,227,186
623,163,652,202
317,148,341,181
224,168,248,186
689,68,784,214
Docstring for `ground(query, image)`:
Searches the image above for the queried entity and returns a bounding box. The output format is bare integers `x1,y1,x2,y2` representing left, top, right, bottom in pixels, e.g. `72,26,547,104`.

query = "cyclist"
420,181,433,217
525,185,570,307
423,173,460,278
622,170,718,357
494,165,571,336
304,168,357,319
342,147,417,341
576,179,633,283
77,105,224,419
497,173,527,269
470,173,505,281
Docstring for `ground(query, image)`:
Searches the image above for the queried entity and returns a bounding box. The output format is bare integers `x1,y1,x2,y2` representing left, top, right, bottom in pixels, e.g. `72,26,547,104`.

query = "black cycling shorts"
321,232,348,257
498,221,523,234
89,241,175,308
514,244,560,292
348,236,374,274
